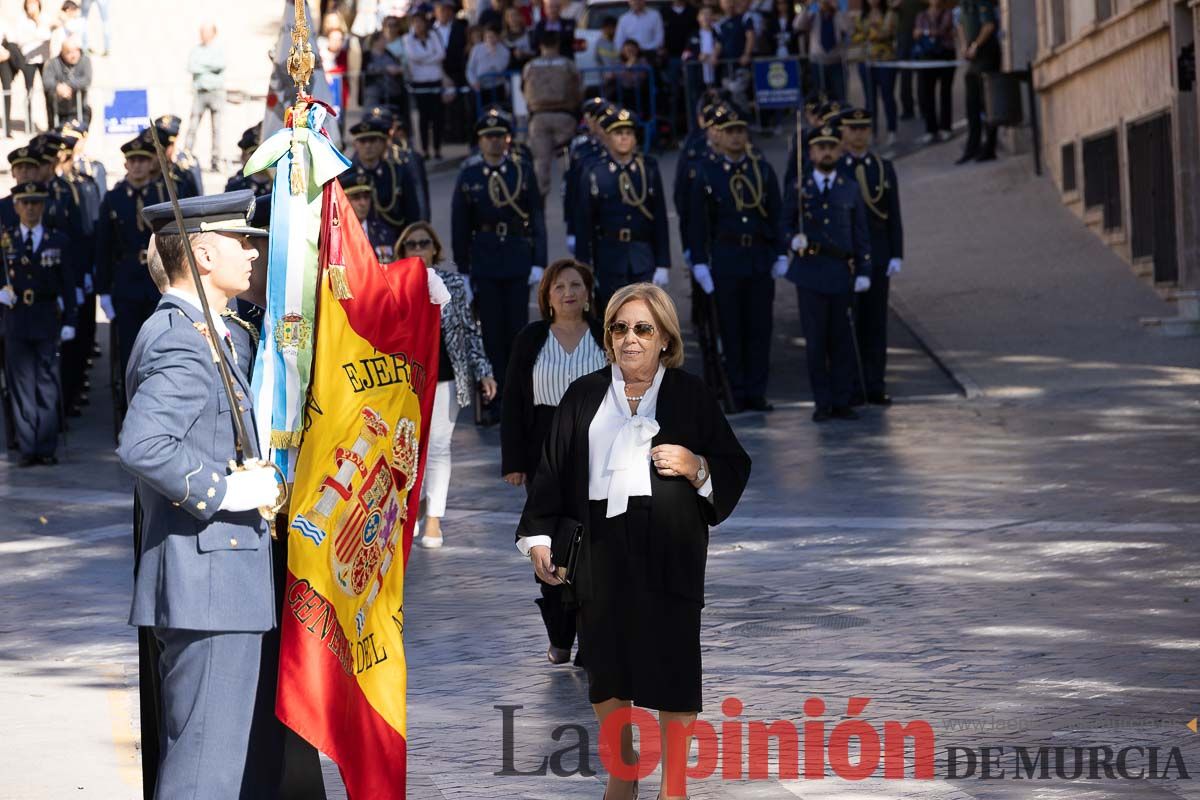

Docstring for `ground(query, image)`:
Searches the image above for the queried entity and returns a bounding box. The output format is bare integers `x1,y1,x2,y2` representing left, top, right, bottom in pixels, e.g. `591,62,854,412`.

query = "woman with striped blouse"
501,258,607,665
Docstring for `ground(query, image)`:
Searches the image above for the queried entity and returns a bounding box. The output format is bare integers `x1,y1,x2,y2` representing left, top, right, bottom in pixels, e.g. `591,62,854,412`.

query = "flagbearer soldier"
350,112,423,232
225,124,273,198
782,121,872,423
573,106,670,315
687,103,785,412
839,108,903,406
96,134,169,388
0,181,78,466
451,109,546,423
119,190,285,800
339,169,400,263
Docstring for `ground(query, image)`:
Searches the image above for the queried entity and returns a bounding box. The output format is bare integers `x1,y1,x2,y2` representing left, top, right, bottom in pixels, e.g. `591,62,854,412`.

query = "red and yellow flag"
277,181,440,799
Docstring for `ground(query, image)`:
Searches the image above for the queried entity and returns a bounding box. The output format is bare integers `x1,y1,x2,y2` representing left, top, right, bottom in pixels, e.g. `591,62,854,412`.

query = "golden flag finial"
287,0,315,95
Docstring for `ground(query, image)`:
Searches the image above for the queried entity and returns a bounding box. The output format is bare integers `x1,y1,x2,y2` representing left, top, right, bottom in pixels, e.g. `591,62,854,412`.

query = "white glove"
771,256,789,279
565,235,576,255
653,267,669,287
692,263,714,295
75,287,85,306
219,465,281,512
528,266,544,286
60,325,76,342
887,258,902,277
791,234,809,253
82,272,93,293
854,276,872,293
99,294,115,320
426,268,450,306
0,287,15,307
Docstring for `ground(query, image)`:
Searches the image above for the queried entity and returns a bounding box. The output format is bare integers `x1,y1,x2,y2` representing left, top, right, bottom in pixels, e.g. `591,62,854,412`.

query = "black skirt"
578,497,703,712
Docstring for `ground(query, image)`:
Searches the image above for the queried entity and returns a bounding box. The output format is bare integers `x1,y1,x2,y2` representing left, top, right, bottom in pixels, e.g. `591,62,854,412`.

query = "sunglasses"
608,321,656,339
403,238,433,250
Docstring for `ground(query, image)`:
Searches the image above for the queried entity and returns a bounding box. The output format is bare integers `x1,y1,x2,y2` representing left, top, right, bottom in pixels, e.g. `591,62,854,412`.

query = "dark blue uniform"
351,156,423,231
688,149,785,407
573,153,669,314
563,131,604,243
451,153,546,394
389,141,430,223
840,150,902,400
1,220,78,461
782,168,871,413
673,127,710,255
363,216,401,264
48,173,93,413
224,172,273,198
96,177,169,376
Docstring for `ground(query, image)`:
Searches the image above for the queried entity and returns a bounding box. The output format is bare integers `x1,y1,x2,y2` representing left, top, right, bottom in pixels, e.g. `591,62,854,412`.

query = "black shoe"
38,455,58,465
743,397,774,412
975,151,997,162
867,392,893,406
831,406,860,420
546,645,571,665
812,407,832,422
955,151,979,165
848,394,866,407
18,455,38,467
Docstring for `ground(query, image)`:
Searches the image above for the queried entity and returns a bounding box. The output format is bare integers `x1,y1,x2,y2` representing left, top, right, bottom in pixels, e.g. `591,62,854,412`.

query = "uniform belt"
802,241,853,261
18,289,58,305
599,227,649,243
717,232,769,248
476,222,530,239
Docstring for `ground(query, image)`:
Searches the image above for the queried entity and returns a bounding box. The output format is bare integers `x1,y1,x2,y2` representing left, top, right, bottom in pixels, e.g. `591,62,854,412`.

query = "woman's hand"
480,376,498,402
530,545,562,585
650,444,701,481
503,472,526,487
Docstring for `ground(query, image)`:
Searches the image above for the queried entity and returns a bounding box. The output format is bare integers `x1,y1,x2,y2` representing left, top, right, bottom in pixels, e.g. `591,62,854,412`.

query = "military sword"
147,128,287,520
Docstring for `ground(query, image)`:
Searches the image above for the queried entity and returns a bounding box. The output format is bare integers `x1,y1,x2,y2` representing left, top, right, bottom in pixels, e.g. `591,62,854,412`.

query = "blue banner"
104,90,150,135
753,60,801,109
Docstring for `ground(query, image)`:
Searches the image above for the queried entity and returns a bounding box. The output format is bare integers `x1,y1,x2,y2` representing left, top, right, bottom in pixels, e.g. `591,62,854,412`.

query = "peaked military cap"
251,194,271,230
11,181,49,201
807,123,842,147
338,168,374,196
581,96,607,119
36,132,70,161
840,107,872,127
804,91,826,114
238,124,261,151
142,190,268,237
711,102,748,130
366,105,396,127
121,133,155,159
475,108,512,137
59,118,87,141
154,114,183,141
600,107,636,133
7,146,41,167
350,114,391,139
816,101,843,124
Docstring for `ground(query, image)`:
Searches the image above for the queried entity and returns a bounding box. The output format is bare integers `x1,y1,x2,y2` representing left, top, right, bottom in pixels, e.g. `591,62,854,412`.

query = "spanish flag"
277,179,440,798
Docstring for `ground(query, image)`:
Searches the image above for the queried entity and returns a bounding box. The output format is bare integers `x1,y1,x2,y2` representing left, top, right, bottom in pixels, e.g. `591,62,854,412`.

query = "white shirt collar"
813,168,835,189
19,223,44,244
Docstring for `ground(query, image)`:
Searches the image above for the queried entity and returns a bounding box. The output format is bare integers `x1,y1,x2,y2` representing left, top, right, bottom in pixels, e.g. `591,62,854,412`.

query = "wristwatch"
695,457,708,483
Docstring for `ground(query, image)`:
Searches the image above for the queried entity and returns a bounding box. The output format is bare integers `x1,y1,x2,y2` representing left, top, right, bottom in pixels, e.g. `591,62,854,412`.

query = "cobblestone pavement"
3,144,1200,800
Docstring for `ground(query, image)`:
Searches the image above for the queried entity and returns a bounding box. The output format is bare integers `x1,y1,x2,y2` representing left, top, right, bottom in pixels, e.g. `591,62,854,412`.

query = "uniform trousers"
528,111,576,198
472,276,529,398
152,627,279,800
796,287,855,410
420,380,459,517
113,295,162,379
5,336,59,458
853,273,889,397
712,271,775,404
595,268,654,322
62,292,94,409
579,498,702,712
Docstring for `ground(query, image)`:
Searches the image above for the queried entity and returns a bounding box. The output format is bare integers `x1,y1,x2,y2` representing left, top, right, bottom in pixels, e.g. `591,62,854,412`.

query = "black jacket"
500,318,605,476
516,367,751,604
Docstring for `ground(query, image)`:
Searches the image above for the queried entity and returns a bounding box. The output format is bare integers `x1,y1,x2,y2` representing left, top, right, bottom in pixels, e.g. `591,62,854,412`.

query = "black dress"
517,367,751,711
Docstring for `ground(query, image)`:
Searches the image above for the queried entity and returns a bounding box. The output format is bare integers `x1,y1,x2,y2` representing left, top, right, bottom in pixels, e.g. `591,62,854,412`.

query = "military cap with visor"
141,190,268,237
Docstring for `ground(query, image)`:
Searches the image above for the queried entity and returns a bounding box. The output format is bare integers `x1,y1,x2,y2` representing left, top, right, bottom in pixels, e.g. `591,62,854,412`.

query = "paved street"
2,3,1200,797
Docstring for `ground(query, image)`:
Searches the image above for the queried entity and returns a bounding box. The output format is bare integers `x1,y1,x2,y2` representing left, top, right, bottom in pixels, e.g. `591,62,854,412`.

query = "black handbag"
552,516,584,585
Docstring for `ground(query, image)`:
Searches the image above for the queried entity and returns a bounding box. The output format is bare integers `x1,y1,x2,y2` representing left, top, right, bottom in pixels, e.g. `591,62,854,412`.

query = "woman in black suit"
516,283,751,800
502,258,608,665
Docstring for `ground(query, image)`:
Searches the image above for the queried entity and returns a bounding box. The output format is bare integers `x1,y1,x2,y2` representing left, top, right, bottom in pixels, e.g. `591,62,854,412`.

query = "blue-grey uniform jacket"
572,153,669,279
118,294,275,633
95,178,169,304
782,169,871,294
687,150,786,277
0,225,78,340
451,153,547,278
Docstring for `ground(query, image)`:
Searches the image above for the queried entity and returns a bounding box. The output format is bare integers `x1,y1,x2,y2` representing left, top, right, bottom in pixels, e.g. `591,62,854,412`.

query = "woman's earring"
584,302,590,312
661,346,667,352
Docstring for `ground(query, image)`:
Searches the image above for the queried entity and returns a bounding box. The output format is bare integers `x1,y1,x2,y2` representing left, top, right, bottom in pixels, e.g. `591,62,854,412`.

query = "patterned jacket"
436,263,494,407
